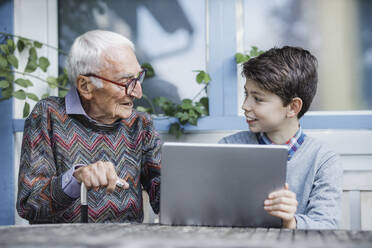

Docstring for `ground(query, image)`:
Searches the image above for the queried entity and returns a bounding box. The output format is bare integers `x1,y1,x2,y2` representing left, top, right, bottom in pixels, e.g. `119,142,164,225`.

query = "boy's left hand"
264,183,298,229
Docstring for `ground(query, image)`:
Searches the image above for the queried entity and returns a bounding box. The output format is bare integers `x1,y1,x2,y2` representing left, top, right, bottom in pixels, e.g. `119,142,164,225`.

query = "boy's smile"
242,79,300,144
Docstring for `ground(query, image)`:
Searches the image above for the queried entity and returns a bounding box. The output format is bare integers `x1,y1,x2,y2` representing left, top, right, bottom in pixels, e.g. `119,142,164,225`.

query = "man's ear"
287,97,303,118
76,75,95,100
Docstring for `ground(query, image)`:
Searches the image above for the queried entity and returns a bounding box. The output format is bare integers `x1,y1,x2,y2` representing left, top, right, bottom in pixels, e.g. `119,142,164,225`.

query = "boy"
219,46,342,229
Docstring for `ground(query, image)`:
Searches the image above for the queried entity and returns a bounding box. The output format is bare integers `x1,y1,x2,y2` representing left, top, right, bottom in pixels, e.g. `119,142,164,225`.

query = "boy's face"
242,79,290,134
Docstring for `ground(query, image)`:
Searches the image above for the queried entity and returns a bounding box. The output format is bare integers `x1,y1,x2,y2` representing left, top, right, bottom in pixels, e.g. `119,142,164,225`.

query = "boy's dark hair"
242,46,318,118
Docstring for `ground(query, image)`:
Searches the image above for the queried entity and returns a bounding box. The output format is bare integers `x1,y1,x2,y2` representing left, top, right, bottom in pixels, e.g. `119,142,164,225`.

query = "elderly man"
16,30,161,223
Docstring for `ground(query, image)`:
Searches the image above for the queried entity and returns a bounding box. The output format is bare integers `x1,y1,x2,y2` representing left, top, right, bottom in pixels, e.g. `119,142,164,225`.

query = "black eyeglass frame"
83,69,146,95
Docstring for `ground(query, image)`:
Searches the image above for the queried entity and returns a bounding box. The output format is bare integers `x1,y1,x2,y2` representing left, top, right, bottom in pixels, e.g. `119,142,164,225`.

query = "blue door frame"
0,0,15,225
2,0,372,225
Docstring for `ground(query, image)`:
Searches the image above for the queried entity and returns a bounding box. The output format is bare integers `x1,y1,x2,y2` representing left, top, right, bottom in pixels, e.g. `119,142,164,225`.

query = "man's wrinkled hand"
73,161,129,193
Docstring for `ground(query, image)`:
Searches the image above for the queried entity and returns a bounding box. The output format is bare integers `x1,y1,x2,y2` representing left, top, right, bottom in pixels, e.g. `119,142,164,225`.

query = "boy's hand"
264,183,298,229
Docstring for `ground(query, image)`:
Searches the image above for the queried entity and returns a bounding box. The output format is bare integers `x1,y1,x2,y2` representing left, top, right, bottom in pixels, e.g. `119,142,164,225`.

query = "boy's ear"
287,97,303,118
76,75,95,100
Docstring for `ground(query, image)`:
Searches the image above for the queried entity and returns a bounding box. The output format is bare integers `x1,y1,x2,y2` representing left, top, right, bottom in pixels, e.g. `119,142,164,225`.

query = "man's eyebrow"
119,73,135,78
118,69,142,79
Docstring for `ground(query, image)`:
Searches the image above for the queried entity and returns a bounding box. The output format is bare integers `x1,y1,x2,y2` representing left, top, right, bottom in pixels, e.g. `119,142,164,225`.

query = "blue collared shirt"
256,127,307,161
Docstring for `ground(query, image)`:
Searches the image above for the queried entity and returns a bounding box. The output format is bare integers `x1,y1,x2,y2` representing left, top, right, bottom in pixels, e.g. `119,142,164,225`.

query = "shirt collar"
256,126,306,161
65,86,88,116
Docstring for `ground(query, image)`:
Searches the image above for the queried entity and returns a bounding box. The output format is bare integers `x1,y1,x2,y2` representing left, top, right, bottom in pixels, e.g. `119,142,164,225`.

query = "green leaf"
25,60,38,73
41,93,49,99
26,92,39,101
0,55,8,68
47,76,58,88
13,89,26,100
196,71,204,83
181,99,193,110
15,78,29,88
0,44,9,55
235,52,250,64
7,39,15,53
204,72,211,84
188,109,197,118
0,80,10,88
168,122,182,138
175,112,189,122
33,41,43,48
17,39,25,53
141,63,155,78
7,54,18,68
195,71,211,84
21,38,32,47
0,69,14,81
188,117,197,126
25,79,33,87
29,47,37,61
199,97,209,113
38,57,50,72
23,102,30,118
1,86,13,99
249,46,260,57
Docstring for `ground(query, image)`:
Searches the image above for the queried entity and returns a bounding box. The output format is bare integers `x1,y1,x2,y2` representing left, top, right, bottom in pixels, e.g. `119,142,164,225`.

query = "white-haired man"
17,30,161,223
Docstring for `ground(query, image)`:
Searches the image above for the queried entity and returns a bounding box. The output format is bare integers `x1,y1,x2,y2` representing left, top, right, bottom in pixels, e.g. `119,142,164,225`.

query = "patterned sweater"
16,97,161,224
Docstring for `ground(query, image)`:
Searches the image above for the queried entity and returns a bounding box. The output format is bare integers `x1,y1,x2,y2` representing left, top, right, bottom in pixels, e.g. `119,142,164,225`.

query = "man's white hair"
66,29,135,87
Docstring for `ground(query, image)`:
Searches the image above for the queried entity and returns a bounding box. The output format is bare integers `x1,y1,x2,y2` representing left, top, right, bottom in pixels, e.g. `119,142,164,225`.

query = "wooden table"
0,223,371,247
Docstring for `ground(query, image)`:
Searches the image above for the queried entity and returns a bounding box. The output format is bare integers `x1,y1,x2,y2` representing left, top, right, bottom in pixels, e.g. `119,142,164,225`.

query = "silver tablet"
160,142,288,227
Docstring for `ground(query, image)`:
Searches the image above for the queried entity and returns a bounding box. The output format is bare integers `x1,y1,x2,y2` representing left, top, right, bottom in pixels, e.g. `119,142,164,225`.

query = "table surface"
0,223,371,248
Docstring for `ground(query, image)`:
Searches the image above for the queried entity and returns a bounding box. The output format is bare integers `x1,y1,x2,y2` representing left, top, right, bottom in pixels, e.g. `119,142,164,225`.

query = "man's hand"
73,161,129,193
264,183,298,229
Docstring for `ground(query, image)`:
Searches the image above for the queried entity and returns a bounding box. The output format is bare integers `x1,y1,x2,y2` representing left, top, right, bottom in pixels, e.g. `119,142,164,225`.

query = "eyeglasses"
84,69,146,95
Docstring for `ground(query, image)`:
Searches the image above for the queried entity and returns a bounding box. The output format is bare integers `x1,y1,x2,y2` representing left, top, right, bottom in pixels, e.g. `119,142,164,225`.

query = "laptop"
160,142,288,227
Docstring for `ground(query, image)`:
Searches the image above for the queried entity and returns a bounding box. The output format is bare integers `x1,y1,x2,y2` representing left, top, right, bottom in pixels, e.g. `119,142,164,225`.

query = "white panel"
305,129,372,155
341,155,372,171
13,0,58,226
349,191,361,230
340,191,350,230
361,192,372,230
13,0,58,119
343,172,372,191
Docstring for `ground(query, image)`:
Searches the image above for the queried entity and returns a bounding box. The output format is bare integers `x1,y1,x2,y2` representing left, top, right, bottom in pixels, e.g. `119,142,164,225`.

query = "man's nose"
129,81,143,99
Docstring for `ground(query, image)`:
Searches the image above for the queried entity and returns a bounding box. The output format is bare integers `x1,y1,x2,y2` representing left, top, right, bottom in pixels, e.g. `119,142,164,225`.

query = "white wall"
13,0,58,225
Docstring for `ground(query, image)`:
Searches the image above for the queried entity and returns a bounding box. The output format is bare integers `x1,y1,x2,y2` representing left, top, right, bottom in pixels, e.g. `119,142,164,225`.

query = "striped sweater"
16,97,161,224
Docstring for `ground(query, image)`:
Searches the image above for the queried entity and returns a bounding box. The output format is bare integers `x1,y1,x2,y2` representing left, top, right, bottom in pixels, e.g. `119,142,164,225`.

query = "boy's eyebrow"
246,89,266,97
251,90,265,96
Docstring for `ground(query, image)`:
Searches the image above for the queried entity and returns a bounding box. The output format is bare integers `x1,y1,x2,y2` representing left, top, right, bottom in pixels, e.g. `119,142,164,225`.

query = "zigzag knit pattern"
16,97,161,223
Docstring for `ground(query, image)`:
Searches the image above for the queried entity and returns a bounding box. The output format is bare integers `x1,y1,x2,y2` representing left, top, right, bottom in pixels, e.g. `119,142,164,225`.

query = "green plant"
235,46,265,64
139,70,210,138
0,32,69,117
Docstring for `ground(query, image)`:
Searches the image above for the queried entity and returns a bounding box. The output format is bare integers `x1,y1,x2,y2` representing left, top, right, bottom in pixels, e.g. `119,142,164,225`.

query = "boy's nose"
241,99,252,112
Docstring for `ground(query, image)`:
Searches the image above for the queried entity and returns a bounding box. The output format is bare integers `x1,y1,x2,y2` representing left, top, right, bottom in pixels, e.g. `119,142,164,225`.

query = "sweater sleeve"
140,115,161,215
16,101,76,223
295,153,343,229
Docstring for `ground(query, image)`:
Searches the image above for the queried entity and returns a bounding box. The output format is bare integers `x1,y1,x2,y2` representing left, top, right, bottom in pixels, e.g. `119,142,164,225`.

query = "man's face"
242,79,290,135
90,45,143,122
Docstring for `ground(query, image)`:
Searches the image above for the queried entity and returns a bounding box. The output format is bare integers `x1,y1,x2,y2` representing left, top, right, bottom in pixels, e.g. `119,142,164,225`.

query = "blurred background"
57,0,372,113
